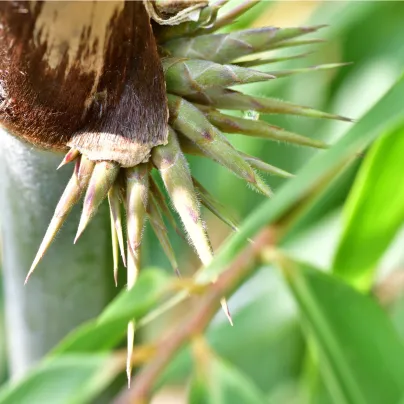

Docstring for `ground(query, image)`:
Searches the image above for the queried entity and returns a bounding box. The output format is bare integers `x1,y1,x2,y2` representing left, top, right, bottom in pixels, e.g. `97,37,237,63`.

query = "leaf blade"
189,345,267,404
280,259,404,404
52,268,168,355
0,354,121,404
332,125,404,290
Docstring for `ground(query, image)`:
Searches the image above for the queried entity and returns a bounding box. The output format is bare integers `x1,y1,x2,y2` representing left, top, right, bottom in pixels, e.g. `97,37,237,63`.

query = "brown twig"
373,269,404,306
113,226,277,404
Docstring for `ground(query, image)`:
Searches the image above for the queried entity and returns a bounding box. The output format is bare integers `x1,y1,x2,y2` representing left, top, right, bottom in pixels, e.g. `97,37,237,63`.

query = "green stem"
0,130,115,378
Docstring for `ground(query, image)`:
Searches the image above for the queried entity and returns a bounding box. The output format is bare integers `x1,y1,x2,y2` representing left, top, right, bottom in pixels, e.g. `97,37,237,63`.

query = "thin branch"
373,269,404,306
113,226,277,404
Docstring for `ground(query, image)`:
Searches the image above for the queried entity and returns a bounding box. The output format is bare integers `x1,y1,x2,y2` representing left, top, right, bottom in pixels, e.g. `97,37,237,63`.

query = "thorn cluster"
27,0,351,383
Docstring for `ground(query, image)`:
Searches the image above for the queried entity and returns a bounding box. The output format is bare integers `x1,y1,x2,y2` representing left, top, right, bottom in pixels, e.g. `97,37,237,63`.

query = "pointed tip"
312,62,354,71
74,215,88,244
335,61,354,68
25,256,40,284
322,112,353,123
251,174,274,198
126,369,131,389
114,269,118,287
112,250,119,287
220,298,233,326
26,215,66,284
57,149,79,170
127,320,135,389
118,236,127,268
26,252,42,283
337,115,355,123
56,161,65,170
24,270,33,285
242,153,294,179
109,187,127,270
306,24,329,32
111,217,119,284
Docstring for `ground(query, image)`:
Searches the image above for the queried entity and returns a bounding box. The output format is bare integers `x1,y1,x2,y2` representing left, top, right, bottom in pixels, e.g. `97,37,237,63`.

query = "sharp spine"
75,161,120,243
26,156,95,283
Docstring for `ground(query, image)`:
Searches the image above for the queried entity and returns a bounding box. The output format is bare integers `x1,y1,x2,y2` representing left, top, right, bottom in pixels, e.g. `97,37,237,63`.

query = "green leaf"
207,268,303,394
52,268,168,354
280,258,404,404
188,345,267,404
0,354,122,404
332,125,404,290
0,269,170,403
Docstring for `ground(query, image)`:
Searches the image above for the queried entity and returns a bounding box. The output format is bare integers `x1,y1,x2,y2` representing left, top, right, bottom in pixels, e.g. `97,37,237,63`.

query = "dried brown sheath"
0,1,168,166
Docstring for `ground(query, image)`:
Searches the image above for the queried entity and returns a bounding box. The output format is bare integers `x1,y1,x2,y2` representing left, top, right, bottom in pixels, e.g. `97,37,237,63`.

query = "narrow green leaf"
280,259,404,404
52,268,168,354
0,354,122,404
189,348,267,404
98,268,167,323
332,125,404,290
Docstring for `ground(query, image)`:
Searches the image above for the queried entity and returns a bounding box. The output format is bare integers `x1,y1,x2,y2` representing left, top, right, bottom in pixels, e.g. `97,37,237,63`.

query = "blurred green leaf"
332,126,404,290
208,268,303,395
189,341,267,404
157,268,303,394
0,354,121,404
0,269,170,403
310,2,382,34
280,258,404,404
300,343,333,404
52,268,168,354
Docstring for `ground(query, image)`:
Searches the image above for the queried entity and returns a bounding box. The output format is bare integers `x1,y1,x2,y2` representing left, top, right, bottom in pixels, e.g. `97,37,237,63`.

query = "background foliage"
1,1,404,403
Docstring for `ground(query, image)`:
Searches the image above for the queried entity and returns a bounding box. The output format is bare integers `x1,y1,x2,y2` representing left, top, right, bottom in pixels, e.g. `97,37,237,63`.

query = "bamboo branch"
113,226,277,404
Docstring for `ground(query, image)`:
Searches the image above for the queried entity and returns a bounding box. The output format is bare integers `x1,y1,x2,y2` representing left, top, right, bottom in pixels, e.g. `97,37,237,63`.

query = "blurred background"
1,1,404,403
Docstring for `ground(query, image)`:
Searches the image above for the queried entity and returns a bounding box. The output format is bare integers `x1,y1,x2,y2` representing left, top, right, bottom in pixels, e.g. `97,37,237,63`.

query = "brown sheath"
0,1,168,167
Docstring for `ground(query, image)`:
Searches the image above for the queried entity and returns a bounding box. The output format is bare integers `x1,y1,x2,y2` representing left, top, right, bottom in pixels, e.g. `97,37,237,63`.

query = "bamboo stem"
0,130,115,378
